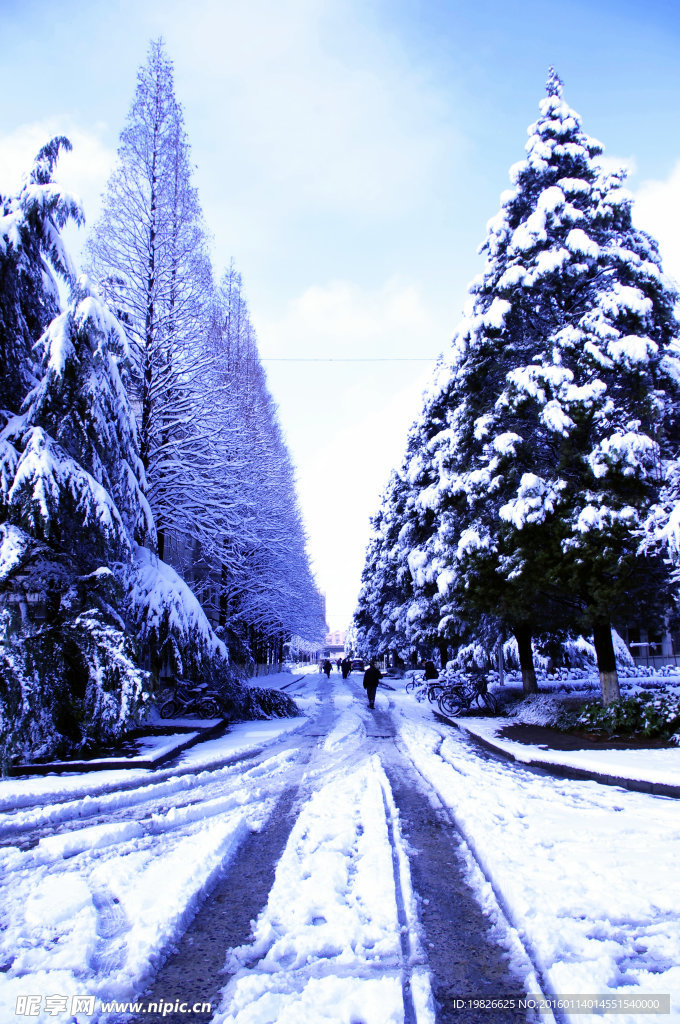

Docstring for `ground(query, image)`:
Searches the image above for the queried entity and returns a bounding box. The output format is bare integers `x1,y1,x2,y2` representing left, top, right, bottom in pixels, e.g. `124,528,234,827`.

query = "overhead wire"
260,356,439,362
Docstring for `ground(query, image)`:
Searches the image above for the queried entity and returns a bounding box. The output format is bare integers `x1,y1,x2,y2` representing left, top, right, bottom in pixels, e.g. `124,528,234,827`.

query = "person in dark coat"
363,661,382,708
341,656,351,680
423,659,438,681
323,659,332,678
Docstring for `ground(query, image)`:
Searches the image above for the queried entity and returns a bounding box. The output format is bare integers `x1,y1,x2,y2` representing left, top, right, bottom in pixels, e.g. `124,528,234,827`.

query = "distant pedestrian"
323,659,332,678
336,658,342,673
363,661,382,709
341,656,351,680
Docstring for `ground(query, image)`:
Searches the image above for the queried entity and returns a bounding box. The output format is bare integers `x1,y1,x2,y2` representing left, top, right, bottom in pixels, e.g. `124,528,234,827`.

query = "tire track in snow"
122,680,347,1024
0,683,335,849
389,708,562,1024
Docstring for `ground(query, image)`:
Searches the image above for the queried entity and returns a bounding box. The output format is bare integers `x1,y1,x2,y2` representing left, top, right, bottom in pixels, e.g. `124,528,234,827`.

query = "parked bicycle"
405,673,446,704
159,680,223,719
437,672,499,717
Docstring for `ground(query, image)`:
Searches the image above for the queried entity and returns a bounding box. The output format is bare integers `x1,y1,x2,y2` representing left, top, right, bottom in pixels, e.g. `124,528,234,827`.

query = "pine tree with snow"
354,471,415,662
354,364,460,668
0,137,83,414
426,70,680,701
0,276,154,761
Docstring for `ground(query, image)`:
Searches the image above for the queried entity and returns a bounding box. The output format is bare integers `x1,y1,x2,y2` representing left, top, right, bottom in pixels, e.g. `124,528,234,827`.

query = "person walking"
363,661,382,709
341,656,351,680
323,659,332,678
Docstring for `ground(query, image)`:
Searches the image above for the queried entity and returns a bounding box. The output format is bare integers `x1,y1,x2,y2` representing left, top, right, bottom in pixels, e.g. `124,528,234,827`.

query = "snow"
565,228,599,259
588,430,658,480
535,247,570,275
540,399,574,435
455,717,680,788
600,285,653,320
4,427,129,551
0,522,29,579
395,705,680,1021
177,717,307,768
493,431,522,455
456,525,493,558
215,756,413,1024
483,297,512,329
2,672,680,1023
130,544,228,666
499,473,566,529
608,335,658,367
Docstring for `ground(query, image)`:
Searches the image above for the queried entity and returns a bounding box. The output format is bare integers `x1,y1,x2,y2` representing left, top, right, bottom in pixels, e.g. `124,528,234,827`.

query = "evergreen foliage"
0,277,154,762
0,137,83,414
355,71,680,703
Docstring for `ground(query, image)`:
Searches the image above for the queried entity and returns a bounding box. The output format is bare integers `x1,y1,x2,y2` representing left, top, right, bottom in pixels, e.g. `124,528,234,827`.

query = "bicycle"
437,672,499,717
159,680,223,719
405,673,446,704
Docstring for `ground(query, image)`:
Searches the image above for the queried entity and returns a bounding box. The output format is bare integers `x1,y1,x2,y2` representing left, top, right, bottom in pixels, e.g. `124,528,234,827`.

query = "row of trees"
354,70,680,703
86,40,324,665
0,41,324,764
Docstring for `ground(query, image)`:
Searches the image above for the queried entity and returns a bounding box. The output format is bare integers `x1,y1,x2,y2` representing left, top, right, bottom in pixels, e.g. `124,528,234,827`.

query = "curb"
439,715,680,799
8,719,230,777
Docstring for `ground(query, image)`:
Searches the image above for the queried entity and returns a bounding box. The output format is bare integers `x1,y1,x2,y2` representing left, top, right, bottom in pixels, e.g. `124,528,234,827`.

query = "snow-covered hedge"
577,692,680,741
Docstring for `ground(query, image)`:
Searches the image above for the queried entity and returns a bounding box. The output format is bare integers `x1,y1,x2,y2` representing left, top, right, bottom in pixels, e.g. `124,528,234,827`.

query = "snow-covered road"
1,673,678,1023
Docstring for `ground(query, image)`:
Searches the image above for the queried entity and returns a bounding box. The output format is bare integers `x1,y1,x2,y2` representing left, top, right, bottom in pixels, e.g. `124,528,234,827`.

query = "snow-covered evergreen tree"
0,277,154,761
0,137,83,414
424,70,680,701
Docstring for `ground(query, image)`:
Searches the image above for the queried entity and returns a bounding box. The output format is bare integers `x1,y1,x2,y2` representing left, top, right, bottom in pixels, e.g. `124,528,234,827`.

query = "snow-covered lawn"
456,716,680,787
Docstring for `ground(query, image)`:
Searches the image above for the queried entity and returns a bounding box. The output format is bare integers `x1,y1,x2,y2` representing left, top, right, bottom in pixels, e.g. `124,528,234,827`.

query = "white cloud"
255,276,442,359
633,160,680,285
297,364,431,630
253,276,442,628
158,0,463,227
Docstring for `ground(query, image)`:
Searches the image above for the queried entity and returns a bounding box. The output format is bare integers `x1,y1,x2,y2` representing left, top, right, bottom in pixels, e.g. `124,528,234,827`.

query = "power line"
260,356,439,363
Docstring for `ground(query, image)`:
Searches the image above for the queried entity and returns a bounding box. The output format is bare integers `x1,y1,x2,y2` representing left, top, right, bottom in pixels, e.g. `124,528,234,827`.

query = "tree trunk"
219,563,228,627
437,641,448,670
592,620,620,704
514,623,538,694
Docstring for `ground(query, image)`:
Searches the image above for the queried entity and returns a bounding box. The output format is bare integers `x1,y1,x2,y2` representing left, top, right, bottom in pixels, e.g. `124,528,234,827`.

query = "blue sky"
2,0,679,630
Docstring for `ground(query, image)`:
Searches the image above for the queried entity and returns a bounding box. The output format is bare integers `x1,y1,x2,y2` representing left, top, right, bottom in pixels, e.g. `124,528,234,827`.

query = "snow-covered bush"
507,693,589,729
0,570,151,765
578,692,680,741
239,686,299,720
0,613,61,769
